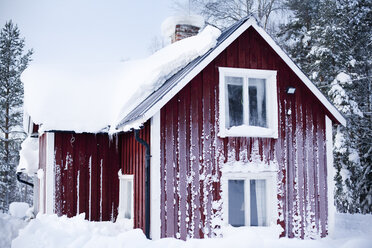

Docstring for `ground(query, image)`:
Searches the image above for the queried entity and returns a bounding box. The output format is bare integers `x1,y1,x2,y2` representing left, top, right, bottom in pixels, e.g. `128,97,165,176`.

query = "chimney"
161,15,205,43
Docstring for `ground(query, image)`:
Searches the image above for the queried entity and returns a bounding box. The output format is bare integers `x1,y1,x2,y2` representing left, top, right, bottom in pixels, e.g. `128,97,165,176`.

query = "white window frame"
218,67,278,138
118,172,134,224
222,171,277,227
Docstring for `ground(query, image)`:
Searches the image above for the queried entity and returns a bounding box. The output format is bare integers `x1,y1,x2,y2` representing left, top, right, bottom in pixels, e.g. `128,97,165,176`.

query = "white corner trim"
45,132,55,214
325,116,335,236
150,111,161,240
37,168,45,214
118,17,345,131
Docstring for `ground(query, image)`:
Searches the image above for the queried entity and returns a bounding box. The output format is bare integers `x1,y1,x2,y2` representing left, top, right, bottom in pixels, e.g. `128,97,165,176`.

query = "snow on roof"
17,137,39,176
119,16,346,129
21,25,221,133
161,15,205,38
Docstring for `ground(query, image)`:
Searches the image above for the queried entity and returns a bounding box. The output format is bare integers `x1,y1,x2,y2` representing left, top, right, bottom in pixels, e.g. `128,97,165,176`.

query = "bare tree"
172,0,287,32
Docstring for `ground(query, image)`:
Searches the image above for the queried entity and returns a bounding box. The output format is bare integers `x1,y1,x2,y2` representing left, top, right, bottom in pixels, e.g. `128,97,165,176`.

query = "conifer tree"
279,0,371,213
0,20,33,212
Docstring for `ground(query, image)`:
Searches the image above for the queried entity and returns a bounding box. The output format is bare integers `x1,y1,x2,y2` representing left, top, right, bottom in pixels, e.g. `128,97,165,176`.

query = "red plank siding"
119,121,150,233
160,27,329,239
54,133,120,222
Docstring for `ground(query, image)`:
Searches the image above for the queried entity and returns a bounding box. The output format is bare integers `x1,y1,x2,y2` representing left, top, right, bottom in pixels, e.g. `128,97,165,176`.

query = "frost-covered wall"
160,27,329,240
49,124,150,233
53,133,120,221
119,121,150,232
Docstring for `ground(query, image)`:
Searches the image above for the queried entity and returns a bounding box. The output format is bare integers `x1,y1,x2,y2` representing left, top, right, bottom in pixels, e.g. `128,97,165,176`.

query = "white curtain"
248,78,266,127
253,179,267,226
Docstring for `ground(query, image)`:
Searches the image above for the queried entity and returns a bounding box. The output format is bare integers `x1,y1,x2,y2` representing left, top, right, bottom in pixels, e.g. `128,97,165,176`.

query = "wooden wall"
160,26,328,239
54,133,120,221
51,121,150,234
119,121,150,232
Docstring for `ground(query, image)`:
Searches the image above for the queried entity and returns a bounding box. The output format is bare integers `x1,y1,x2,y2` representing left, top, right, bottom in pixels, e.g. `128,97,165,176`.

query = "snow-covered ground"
0,212,369,248
0,213,28,248
0,202,31,248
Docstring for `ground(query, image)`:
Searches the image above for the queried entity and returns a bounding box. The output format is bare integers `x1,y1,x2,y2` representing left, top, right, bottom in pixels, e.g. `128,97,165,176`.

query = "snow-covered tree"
280,0,371,213
277,0,321,78
0,20,33,212
329,74,365,213
173,0,287,33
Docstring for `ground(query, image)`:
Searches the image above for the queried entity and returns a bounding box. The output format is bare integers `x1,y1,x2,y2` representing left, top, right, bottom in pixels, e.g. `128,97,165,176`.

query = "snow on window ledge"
221,160,278,174
218,67,278,139
218,125,278,138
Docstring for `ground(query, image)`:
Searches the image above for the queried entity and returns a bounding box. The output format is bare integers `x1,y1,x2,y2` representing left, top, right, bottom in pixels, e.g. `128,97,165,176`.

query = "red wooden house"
21,16,346,240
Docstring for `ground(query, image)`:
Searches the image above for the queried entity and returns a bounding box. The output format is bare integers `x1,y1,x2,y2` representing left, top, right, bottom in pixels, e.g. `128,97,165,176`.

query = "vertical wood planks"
49,24,331,240
119,121,150,233
159,26,330,239
54,133,119,222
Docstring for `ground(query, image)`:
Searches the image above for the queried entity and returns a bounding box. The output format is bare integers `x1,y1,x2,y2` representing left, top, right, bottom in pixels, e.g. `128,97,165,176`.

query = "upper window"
219,67,278,138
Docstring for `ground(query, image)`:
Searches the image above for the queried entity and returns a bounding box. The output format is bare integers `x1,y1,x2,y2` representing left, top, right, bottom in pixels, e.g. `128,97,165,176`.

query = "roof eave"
116,16,346,131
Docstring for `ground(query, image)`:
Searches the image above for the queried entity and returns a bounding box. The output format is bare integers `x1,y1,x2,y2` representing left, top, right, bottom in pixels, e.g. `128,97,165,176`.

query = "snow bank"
161,15,205,38
21,25,220,133
333,213,372,238
11,213,372,248
17,137,39,176
12,214,145,248
0,213,27,248
8,202,30,219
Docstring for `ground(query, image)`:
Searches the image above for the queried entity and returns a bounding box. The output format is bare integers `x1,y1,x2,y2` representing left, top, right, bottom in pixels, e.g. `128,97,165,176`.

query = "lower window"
223,172,276,227
118,172,134,221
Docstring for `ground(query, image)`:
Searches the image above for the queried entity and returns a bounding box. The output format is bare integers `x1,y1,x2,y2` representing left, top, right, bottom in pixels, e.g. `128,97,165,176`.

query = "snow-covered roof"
17,137,39,176
117,16,346,130
21,25,221,133
22,16,346,134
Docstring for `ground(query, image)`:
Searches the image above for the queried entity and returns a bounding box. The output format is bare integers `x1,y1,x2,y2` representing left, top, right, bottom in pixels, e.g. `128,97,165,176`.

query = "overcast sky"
0,0,184,64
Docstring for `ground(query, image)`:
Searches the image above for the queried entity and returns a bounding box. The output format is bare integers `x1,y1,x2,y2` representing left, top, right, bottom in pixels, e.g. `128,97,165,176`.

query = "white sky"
0,0,183,64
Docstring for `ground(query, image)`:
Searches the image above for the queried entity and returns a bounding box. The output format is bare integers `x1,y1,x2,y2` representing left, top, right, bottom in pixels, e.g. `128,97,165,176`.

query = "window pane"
228,180,245,227
125,180,132,219
248,78,267,127
250,179,267,226
226,76,243,128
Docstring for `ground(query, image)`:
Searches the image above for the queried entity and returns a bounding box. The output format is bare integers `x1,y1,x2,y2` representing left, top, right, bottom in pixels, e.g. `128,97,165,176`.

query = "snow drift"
10,213,372,248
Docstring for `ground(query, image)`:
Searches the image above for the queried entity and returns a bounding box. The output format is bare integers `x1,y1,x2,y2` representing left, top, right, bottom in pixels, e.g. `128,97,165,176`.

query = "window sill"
218,125,278,138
